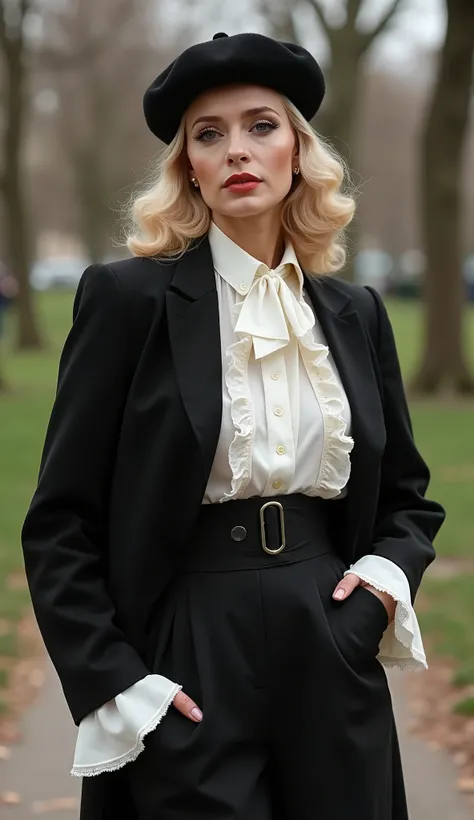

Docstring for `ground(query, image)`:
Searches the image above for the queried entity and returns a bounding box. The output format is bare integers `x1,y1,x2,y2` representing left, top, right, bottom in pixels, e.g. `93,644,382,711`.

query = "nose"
225,135,250,166
226,151,250,166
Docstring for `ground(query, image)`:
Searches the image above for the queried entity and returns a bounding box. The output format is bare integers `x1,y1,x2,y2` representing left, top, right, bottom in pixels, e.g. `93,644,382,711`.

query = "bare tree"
261,0,406,279
410,0,474,397
38,0,160,262
262,0,406,158
0,0,43,350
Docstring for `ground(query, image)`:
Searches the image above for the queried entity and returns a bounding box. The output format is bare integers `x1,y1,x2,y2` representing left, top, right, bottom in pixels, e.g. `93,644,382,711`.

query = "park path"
0,660,472,819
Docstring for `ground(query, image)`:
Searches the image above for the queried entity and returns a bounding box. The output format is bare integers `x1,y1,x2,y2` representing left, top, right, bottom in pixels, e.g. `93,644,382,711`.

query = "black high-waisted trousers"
126,494,409,820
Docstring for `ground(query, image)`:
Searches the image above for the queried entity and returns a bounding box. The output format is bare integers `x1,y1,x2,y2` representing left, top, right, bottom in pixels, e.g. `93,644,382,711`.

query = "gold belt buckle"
259,501,286,555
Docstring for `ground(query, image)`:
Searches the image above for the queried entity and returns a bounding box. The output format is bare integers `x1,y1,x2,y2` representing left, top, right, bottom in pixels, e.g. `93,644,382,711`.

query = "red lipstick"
224,173,262,193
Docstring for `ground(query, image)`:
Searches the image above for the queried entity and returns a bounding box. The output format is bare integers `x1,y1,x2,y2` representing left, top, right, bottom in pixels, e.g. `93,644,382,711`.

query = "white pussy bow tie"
234,263,315,359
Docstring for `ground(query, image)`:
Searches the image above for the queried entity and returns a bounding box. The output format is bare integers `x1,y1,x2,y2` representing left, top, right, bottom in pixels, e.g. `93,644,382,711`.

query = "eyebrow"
191,106,280,129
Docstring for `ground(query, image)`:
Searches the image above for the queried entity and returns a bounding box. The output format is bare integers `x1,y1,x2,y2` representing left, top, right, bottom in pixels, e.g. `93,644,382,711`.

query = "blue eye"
252,120,278,133
195,128,220,142
194,119,278,141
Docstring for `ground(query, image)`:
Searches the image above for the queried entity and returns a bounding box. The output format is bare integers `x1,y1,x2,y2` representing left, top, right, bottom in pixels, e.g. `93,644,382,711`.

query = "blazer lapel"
166,237,223,485
303,274,386,550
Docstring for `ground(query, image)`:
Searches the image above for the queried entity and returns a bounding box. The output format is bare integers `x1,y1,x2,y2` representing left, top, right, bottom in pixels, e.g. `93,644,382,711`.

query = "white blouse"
71,223,427,778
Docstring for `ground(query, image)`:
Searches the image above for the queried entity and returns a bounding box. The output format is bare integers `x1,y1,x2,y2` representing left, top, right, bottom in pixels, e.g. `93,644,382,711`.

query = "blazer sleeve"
21,263,149,726
362,285,446,602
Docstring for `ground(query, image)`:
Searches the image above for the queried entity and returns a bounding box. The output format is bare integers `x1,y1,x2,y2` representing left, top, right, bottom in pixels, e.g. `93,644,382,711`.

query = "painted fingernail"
334,588,345,600
191,707,203,721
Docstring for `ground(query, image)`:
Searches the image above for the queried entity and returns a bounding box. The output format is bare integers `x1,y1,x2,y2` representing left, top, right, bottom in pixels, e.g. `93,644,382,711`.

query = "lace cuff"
344,554,427,671
71,674,182,777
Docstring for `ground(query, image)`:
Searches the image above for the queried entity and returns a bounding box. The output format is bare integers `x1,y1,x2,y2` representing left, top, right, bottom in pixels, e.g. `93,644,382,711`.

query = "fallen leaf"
31,797,79,813
0,721,22,743
0,791,22,804
6,572,28,590
28,668,45,689
453,751,469,767
465,720,474,738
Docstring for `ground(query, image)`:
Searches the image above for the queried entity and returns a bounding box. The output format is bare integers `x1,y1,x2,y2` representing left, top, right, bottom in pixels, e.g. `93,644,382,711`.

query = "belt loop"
260,501,286,555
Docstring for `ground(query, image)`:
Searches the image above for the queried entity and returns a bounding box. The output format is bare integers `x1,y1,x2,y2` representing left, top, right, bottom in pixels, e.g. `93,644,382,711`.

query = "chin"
219,195,279,219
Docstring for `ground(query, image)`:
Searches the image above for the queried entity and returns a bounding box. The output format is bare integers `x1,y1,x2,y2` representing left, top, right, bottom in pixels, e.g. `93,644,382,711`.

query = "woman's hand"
333,573,397,623
173,690,203,722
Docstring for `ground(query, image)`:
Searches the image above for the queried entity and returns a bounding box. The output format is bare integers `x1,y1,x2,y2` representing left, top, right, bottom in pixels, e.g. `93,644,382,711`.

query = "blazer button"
231,525,247,541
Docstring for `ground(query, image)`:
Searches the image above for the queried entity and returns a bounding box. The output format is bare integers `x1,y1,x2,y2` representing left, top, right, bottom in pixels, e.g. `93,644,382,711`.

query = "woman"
0,263,18,344
22,32,445,820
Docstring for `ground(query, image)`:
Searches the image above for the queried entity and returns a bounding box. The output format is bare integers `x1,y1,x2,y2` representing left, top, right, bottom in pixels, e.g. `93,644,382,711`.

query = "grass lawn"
388,297,474,559
0,288,473,704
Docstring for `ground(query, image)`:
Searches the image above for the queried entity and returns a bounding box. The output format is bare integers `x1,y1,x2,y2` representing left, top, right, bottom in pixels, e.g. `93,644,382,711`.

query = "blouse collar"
208,221,304,299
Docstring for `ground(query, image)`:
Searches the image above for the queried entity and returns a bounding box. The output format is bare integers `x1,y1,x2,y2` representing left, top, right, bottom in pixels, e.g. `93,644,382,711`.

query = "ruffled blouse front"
205,222,354,504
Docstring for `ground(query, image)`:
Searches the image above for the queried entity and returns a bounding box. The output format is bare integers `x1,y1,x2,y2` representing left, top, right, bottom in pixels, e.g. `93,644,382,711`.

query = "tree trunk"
316,39,359,164
55,36,119,264
315,34,361,282
5,159,42,349
410,0,474,396
2,9,43,349
73,143,111,263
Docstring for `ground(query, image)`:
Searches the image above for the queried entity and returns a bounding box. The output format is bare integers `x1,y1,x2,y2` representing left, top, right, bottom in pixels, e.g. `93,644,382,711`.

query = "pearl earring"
293,166,300,175
191,177,199,188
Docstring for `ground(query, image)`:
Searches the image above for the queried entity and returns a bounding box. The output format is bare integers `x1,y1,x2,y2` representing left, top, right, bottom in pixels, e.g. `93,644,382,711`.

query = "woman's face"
185,84,298,219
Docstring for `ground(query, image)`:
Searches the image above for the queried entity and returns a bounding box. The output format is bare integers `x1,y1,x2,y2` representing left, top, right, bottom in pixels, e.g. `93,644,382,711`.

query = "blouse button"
271,372,280,381
239,283,248,293
272,480,282,489
274,407,283,417
276,445,286,456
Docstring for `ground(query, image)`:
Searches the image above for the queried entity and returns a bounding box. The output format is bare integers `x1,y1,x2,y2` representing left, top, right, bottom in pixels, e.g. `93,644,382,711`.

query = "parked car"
392,251,474,301
29,257,90,291
392,249,426,299
354,249,394,295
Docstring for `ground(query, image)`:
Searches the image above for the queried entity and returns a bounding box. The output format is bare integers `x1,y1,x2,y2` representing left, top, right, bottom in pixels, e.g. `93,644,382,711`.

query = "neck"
211,210,285,269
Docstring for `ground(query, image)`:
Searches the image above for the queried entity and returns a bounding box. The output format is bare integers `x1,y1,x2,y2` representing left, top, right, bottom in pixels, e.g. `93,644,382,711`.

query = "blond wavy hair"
124,97,356,275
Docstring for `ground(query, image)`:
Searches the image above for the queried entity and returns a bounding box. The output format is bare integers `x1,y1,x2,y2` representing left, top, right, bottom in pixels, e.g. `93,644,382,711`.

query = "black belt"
181,493,335,572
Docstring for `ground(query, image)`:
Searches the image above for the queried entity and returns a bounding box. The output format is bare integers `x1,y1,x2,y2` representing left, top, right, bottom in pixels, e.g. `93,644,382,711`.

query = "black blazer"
21,236,445,727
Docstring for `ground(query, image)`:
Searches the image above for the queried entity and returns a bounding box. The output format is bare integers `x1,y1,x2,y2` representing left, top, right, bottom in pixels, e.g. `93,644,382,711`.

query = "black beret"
143,32,325,144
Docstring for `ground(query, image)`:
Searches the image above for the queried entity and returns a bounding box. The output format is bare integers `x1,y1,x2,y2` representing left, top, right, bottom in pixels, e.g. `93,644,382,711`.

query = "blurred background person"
0,262,19,345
